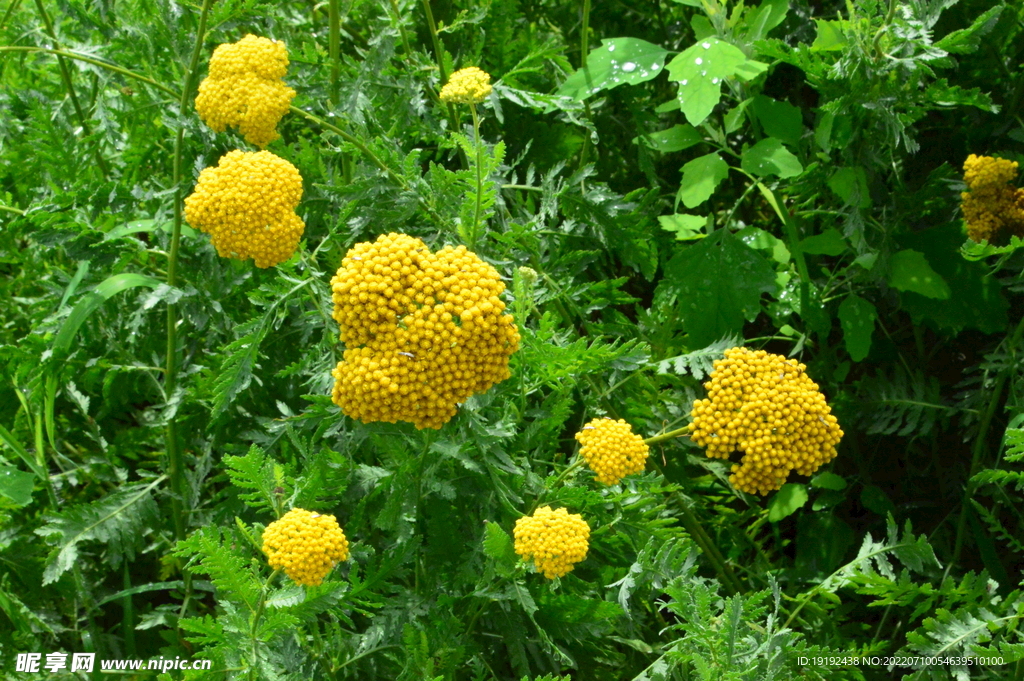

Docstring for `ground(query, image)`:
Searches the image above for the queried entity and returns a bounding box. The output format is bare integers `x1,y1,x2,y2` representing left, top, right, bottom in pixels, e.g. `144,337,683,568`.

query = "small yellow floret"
330,233,520,429
960,154,1024,244
195,34,296,148
688,347,843,496
439,67,492,104
184,150,305,268
513,506,590,579
261,508,350,587
575,417,649,486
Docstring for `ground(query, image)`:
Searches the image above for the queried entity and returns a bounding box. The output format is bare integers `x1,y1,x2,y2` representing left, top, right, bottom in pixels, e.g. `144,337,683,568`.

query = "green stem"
0,46,179,98
0,204,25,215
387,0,414,58
575,0,593,176
643,426,690,447
528,456,587,514
31,0,110,178
469,101,484,250
249,570,279,680
949,312,1024,572
0,0,24,33
166,0,214,629
419,0,463,163
328,0,340,107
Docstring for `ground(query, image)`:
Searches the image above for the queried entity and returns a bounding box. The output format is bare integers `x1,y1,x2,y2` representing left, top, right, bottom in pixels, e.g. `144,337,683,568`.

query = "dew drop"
608,44,616,52
712,77,719,84
695,57,703,65
701,70,707,76
702,42,712,49
651,63,660,70
611,59,618,66
681,79,688,85
622,62,637,73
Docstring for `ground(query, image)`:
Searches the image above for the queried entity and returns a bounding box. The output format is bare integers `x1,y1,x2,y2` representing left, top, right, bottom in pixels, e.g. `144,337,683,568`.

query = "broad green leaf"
746,0,789,42
768,483,808,522
657,229,777,346
669,0,703,5
800,228,847,255
741,138,803,178
667,38,762,126
658,214,707,240
735,226,789,263
633,124,702,152
723,98,753,134
0,464,34,507
556,38,669,101
828,167,871,208
811,472,847,491
811,19,847,51
53,273,163,355
751,96,803,147
0,423,47,481
678,153,729,208
795,512,854,577
860,485,896,518
888,250,951,300
900,224,1007,334
838,294,877,362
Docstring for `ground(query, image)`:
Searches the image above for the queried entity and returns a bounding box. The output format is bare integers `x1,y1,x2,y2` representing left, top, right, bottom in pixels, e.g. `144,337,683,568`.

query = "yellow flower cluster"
513,506,590,579
960,154,1024,244
262,508,350,587
688,347,843,496
330,233,520,429
195,34,296,148
184,150,305,268
575,418,649,486
439,67,492,104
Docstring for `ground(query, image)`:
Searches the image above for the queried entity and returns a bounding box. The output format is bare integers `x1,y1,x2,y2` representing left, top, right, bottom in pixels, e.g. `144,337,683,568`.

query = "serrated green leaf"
751,96,803,147
633,124,702,152
741,138,803,178
557,38,669,101
658,214,707,240
658,230,777,346
667,38,755,126
888,250,951,300
811,19,848,51
483,522,518,576
678,152,730,208
768,484,808,522
828,166,871,208
811,472,847,491
800,228,847,255
0,464,34,506
735,226,790,263
838,294,877,362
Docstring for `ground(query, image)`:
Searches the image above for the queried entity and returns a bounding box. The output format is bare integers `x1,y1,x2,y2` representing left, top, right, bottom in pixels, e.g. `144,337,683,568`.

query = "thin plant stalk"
949,312,1024,573
328,0,341,106
469,101,484,250
165,0,215,623
419,0,467,167
575,0,593,175
31,0,110,178
387,0,414,57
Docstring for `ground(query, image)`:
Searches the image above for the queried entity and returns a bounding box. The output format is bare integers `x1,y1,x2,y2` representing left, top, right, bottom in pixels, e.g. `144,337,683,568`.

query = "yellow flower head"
262,508,350,587
330,233,520,429
184,150,305,268
959,154,1024,244
439,67,492,104
195,34,296,148
688,347,843,496
575,417,649,486
513,506,590,579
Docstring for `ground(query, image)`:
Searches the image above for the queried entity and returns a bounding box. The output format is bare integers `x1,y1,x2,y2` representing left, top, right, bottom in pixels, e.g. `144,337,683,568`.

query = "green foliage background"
2,0,1024,679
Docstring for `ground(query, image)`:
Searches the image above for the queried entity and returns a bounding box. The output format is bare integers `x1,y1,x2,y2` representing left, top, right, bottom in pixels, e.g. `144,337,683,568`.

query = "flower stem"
575,0,593,176
469,101,484,250
949,312,1024,573
31,0,110,178
167,0,214,625
328,0,341,107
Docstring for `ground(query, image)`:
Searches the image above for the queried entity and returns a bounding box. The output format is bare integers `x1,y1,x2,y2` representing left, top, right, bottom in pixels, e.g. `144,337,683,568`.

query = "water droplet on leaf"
608,44,616,52
702,42,711,49
622,62,637,73
695,57,703,65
